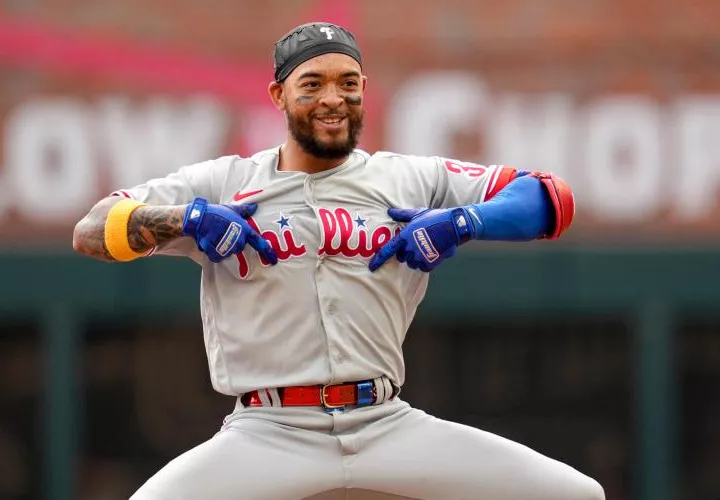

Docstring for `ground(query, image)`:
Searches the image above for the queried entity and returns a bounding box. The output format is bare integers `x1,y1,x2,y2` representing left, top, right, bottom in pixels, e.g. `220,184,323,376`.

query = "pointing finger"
369,236,405,272
387,207,426,222
228,203,258,218
245,228,278,265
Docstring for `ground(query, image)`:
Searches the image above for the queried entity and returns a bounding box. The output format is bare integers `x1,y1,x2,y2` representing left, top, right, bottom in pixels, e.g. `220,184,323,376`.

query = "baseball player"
73,22,604,500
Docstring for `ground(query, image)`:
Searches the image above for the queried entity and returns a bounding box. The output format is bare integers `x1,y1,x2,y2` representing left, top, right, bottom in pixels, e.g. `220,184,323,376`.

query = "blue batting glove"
182,197,278,264
369,206,476,272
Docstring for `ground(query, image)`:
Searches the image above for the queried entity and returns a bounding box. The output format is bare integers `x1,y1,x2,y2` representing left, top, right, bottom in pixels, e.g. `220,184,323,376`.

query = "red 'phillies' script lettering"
444,160,486,178
234,208,401,278
318,208,398,258
236,217,306,279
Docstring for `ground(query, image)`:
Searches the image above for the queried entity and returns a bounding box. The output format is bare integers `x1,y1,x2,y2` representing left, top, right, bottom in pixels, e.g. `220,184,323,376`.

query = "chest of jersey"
219,161,404,280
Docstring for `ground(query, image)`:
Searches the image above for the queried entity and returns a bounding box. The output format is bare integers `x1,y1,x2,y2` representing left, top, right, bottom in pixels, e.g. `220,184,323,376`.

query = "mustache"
308,110,363,122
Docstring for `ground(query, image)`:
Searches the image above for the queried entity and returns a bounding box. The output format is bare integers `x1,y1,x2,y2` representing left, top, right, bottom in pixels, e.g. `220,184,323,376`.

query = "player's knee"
562,468,605,500
581,476,605,500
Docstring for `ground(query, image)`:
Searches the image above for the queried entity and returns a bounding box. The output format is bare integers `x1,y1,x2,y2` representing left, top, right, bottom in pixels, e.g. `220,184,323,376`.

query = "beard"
286,109,364,160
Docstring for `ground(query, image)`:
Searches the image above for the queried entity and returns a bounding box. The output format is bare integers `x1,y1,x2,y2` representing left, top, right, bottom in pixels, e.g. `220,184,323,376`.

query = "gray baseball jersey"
113,147,507,395
120,147,605,500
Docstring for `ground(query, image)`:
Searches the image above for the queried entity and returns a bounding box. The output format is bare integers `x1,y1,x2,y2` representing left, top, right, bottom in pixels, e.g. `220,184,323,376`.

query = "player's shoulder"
196,146,281,167
369,151,495,171
193,147,280,176
368,151,441,169
181,153,247,172
248,146,281,165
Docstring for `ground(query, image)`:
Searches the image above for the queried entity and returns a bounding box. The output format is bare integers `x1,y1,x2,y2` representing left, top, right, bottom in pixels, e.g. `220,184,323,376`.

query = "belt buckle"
321,383,353,410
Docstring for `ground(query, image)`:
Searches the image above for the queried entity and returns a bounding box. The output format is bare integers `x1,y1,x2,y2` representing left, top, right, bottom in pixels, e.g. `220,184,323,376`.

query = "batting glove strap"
182,197,209,238
451,207,476,244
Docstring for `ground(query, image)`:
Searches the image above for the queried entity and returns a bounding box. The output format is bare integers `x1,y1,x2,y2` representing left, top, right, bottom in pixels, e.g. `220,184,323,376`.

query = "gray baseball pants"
130,398,605,500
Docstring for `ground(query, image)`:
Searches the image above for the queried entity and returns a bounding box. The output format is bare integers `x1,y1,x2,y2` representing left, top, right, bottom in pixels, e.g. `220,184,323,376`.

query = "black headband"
273,22,362,82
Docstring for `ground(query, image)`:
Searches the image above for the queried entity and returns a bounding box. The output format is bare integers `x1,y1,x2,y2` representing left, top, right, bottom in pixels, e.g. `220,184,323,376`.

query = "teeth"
318,117,343,124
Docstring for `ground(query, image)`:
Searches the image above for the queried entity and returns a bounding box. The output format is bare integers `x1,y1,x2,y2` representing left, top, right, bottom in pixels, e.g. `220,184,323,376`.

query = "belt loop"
383,377,394,402
257,389,273,407
372,376,396,404
373,377,395,404
266,388,282,407
372,377,385,402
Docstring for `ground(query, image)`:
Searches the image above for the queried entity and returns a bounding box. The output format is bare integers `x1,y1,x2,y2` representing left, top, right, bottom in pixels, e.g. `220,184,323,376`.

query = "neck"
277,138,350,174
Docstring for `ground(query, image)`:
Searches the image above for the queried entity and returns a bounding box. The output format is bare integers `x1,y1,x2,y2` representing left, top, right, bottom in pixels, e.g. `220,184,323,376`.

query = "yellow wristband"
104,199,149,262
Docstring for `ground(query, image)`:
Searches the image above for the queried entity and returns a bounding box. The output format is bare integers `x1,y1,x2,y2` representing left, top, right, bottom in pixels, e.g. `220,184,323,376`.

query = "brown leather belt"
242,380,382,410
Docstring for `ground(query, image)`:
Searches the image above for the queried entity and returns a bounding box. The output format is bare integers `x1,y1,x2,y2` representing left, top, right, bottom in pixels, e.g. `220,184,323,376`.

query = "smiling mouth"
314,115,346,125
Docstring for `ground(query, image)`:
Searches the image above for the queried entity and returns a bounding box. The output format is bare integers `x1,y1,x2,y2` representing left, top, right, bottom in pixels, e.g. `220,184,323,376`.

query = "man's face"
280,53,365,160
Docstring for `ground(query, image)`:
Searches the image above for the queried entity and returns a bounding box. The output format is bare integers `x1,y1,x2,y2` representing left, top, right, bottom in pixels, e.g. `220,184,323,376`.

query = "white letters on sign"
0,95,230,222
389,71,720,224
387,72,489,157
674,97,720,220
0,80,719,227
6,99,96,221
100,95,228,188
584,97,662,222
488,94,572,180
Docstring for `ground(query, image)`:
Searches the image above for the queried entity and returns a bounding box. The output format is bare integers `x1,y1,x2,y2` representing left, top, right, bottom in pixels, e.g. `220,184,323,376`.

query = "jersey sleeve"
110,158,231,259
429,157,519,208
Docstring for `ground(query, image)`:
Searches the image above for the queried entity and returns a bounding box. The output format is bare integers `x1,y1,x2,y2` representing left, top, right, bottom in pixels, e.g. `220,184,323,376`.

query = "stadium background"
0,0,718,499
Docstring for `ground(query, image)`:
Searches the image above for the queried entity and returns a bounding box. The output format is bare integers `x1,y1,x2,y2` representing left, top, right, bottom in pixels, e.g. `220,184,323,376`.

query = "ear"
361,75,368,92
268,81,285,111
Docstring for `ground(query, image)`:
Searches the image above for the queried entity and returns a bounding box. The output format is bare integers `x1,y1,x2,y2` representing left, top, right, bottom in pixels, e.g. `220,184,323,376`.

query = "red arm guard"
530,171,575,239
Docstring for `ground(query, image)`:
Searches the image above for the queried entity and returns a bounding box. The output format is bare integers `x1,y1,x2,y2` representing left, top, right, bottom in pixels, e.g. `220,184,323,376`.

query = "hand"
182,197,278,264
369,206,475,272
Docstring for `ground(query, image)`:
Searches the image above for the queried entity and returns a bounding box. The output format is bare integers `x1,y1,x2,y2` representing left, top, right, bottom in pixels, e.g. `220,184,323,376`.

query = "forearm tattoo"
127,206,186,253
74,201,186,262
74,217,116,261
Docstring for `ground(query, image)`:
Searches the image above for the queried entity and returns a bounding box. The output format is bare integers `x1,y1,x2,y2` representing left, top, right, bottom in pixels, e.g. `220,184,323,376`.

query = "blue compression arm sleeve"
467,175,553,241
